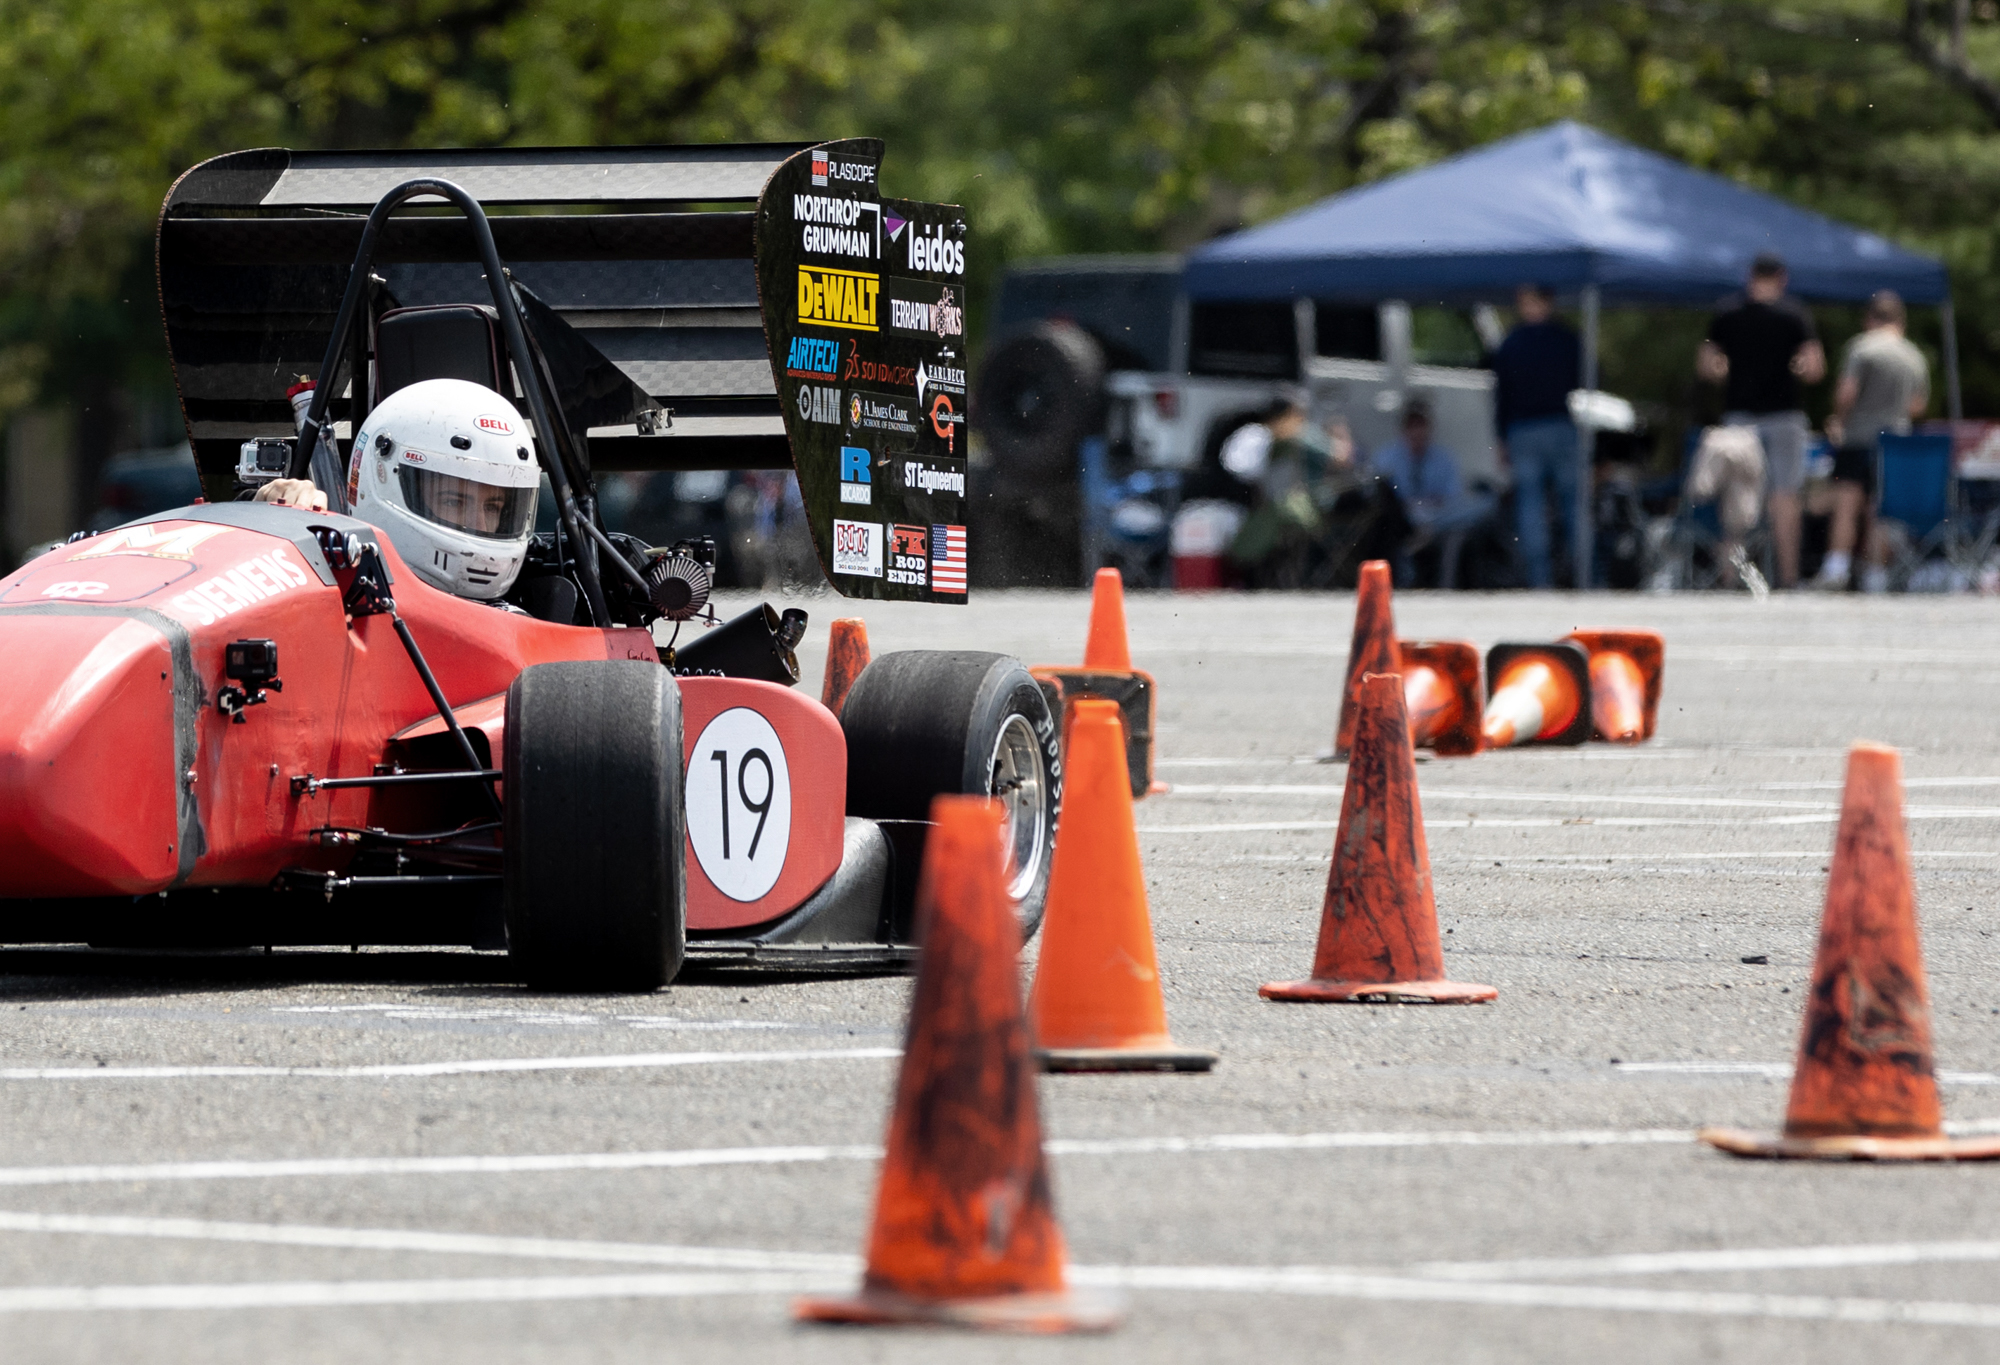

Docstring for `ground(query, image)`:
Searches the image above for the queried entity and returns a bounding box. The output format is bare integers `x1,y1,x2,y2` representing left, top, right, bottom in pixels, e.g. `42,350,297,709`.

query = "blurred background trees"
5,0,2000,548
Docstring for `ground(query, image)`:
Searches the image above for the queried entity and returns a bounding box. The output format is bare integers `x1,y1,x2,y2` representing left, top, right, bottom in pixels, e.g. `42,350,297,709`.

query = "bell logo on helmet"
476,414,513,435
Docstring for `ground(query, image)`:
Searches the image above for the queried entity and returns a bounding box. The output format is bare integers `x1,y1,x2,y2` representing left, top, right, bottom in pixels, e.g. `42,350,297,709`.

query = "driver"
256,377,542,600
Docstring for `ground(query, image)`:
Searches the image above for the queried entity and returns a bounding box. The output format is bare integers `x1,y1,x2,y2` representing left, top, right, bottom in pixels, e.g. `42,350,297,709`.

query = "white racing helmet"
348,378,541,599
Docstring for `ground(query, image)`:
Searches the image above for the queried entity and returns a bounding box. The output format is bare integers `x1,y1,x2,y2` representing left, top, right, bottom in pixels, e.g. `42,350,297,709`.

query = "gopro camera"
236,437,294,485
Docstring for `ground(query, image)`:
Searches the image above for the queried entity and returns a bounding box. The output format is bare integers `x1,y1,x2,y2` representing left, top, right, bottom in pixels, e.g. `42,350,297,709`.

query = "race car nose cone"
0,614,184,896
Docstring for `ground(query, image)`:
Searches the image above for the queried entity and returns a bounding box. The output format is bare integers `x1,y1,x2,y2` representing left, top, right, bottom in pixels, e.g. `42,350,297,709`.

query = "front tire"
504,661,686,989
839,651,1060,938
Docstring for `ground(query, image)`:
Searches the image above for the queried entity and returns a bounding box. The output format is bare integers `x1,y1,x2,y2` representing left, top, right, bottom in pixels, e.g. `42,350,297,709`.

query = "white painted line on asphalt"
0,1211,855,1272
1457,851,2000,862
1616,1061,2000,1088
0,1127,1696,1189
272,1005,803,1033
1169,785,1834,811
0,1048,900,1082
0,1271,846,1313
1141,809,2000,832
1407,1239,2000,1282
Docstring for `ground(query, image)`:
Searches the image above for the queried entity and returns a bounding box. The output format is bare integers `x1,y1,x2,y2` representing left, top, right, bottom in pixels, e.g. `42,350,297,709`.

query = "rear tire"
840,651,1060,938
504,661,686,990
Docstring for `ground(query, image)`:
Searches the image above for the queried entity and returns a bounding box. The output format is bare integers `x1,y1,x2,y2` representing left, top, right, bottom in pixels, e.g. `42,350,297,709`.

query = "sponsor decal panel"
929,523,968,593
831,518,883,578
796,266,880,332
901,456,966,497
168,547,315,626
839,446,873,505
784,336,842,380
796,382,840,425
887,524,929,587
883,279,964,339
846,390,920,440
794,194,880,260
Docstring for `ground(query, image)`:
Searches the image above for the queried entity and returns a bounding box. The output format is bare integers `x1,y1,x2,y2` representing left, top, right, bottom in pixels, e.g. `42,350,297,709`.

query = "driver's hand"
255,478,327,511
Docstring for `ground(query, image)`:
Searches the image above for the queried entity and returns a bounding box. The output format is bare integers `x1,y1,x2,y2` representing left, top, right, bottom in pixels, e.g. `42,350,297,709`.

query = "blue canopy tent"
1185,121,1958,585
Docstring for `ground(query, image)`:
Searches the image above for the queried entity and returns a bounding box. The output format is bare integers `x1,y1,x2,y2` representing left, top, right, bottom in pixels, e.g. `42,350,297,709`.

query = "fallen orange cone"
1033,566,1160,799
1564,630,1664,743
1332,560,1397,761
796,796,1123,1331
1700,742,2000,1161
1399,640,1483,757
1263,671,1496,1005
821,617,872,713
1029,700,1216,1073
1480,642,1591,747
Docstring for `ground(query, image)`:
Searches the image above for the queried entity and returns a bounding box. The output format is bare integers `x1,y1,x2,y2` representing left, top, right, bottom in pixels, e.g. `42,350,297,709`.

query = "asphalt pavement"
4,586,2000,1362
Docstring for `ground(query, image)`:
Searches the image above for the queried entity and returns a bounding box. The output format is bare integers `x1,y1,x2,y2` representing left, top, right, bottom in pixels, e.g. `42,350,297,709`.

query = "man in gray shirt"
1814,291,1929,591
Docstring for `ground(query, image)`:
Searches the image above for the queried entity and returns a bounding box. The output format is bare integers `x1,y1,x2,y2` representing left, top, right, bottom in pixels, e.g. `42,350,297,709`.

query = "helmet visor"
398,466,534,540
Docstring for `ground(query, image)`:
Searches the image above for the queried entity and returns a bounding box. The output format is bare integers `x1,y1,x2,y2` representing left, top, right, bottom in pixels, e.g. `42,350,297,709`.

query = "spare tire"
975,321,1105,481
840,651,1060,938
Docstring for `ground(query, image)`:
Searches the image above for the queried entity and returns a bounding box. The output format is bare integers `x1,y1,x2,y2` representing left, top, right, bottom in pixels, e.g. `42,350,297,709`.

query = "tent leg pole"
1576,284,1600,590
1942,295,1963,422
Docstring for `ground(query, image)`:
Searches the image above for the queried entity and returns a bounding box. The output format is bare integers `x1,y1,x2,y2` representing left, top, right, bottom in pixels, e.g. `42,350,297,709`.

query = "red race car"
0,141,1057,988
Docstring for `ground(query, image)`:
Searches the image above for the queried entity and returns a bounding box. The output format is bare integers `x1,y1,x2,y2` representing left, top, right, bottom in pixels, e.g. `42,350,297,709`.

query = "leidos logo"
888,217,964,275
797,266,880,332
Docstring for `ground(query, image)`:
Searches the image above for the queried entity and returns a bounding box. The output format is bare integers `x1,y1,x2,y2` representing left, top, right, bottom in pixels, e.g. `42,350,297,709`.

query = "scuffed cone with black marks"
1334,560,1397,760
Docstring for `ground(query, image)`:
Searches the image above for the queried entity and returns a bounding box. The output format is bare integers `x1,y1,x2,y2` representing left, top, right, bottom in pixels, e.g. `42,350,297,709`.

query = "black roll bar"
294,177,612,627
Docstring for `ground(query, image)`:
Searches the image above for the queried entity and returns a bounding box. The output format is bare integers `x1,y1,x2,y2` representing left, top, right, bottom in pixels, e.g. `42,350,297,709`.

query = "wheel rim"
989,713,1048,903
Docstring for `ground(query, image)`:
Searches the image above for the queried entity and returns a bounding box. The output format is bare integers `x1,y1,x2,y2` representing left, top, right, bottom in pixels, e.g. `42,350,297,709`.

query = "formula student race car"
0,141,1055,988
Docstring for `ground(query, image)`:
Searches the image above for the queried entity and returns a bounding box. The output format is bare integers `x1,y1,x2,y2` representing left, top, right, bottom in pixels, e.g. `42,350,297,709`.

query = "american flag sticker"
930,523,967,594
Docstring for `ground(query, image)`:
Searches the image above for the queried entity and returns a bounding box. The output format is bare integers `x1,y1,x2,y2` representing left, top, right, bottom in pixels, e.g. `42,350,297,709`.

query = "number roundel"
685,707,793,903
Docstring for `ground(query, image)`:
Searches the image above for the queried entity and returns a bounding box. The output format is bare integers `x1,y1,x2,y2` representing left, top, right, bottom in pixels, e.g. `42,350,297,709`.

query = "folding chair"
1876,433,1953,587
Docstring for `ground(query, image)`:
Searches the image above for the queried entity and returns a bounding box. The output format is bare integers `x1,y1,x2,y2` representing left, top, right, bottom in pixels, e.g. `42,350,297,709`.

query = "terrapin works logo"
886,283,963,340
475,414,513,435
839,446,872,505
785,335,842,380
797,265,880,332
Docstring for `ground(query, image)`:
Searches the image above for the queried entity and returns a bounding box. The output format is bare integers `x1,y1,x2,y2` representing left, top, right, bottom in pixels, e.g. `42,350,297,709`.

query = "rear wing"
156,139,970,602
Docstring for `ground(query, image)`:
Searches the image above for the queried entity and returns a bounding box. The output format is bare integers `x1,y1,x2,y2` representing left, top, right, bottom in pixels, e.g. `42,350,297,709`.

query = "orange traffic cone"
796,796,1123,1330
1332,560,1397,760
1399,640,1483,757
821,617,872,714
1701,743,2000,1160
1083,567,1132,670
1029,700,1216,1072
1564,630,1664,743
1480,642,1592,747
1263,672,1496,1004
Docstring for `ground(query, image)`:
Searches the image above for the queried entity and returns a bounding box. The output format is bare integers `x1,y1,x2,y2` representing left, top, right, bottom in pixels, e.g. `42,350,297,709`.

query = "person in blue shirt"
1491,284,1582,587
1368,399,1494,588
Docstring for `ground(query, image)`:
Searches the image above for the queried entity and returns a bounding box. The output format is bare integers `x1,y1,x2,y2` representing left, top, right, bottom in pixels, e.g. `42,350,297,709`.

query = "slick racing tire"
505,661,686,990
976,321,1105,481
839,651,1060,939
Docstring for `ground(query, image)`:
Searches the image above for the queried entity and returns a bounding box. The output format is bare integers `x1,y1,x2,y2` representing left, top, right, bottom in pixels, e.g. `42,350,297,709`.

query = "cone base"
1038,1044,1218,1073
795,1285,1124,1333
1699,1126,2000,1161
1259,978,1497,1004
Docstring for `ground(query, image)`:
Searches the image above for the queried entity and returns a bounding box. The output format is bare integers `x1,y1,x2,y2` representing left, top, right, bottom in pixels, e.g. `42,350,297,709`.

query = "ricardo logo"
475,414,513,435
797,266,880,332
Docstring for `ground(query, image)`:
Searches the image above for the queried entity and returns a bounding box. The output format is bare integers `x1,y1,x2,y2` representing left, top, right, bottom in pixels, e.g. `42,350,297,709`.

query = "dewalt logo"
796,266,880,332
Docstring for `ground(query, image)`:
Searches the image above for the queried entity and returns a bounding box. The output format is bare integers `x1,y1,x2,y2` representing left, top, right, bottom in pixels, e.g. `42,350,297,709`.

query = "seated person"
1367,399,1496,588
254,377,541,604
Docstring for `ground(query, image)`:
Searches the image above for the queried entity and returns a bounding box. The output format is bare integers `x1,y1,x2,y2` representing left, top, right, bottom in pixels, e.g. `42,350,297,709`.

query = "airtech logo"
70,524,231,562
797,266,880,332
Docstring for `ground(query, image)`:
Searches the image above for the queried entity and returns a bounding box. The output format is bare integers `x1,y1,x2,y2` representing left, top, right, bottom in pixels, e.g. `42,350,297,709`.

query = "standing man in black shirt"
1491,284,1583,587
1697,253,1825,589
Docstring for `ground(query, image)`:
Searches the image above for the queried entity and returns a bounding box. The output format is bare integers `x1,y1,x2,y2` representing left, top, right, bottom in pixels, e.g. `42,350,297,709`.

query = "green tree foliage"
6,0,2000,427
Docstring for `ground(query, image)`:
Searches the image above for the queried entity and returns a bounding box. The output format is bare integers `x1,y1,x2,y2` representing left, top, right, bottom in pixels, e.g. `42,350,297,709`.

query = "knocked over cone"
1332,560,1398,761
1701,743,2000,1160
1033,566,1159,799
1030,700,1216,1072
1263,672,1496,1004
1481,642,1592,748
796,796,1123,1330
1399,640,1483,756
1564,629,1664,743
